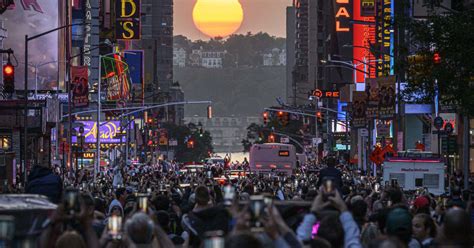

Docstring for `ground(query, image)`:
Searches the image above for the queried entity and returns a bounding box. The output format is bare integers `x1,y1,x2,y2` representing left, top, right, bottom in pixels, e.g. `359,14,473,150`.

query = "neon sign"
72,121,134,143
335,0,351,32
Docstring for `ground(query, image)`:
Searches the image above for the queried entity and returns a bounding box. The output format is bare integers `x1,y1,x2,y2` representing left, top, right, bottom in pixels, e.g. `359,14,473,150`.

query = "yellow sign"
83,152,95,159
116,0,141,40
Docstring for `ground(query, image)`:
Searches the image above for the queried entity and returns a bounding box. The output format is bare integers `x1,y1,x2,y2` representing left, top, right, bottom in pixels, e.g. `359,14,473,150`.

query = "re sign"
116,0,141,40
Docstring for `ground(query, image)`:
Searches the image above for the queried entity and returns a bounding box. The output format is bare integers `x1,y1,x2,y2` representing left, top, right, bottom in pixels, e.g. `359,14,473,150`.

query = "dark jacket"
26,166,63,203
317,166,343,190
182,206,231,248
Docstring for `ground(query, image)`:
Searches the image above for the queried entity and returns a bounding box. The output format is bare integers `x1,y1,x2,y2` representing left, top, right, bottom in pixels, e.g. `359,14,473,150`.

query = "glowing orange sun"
192,0,244,38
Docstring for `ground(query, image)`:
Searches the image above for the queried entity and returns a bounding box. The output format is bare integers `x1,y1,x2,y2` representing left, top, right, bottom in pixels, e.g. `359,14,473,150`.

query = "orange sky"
174,0,292,40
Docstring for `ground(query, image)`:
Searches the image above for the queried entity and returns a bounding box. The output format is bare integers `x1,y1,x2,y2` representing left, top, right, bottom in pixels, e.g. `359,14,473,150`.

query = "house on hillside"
189,49,202,67
173,47,186,68
263,48,286,66
201,51,226,68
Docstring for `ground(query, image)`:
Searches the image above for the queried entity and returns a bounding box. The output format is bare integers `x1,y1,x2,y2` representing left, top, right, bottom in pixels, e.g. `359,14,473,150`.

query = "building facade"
173,47,186,68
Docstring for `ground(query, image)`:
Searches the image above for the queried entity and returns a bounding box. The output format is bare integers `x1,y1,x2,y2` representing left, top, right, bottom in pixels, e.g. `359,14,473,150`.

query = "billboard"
72,121,134,144
3,0,59,90
124,50,144,85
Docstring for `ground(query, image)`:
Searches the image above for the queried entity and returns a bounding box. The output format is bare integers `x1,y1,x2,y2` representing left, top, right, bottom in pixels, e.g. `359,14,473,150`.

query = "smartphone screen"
311,222,321,238
374,183,380,192
108,215,122,239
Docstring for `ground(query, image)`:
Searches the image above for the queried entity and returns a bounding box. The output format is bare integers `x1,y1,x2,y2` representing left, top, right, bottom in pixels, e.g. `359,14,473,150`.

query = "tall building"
290,0,353,107
286,6,296,105
137,0,184,125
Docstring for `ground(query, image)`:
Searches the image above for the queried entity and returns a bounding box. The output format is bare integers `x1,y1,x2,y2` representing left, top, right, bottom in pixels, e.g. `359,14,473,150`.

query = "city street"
0,0,473,247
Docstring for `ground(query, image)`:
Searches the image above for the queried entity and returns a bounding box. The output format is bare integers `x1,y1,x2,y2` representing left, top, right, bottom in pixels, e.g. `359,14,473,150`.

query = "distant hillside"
175,67,286,117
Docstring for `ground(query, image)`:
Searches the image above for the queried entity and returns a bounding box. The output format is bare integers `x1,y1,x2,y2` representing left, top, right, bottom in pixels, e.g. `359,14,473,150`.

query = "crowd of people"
2,156,474,247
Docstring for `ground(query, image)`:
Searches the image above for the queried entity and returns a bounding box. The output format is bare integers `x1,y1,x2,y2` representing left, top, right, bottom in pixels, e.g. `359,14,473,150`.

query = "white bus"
249,143,296,175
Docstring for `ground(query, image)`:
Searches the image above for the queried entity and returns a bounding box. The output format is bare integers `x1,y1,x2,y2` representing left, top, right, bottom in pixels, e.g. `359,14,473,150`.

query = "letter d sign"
121,0,137,18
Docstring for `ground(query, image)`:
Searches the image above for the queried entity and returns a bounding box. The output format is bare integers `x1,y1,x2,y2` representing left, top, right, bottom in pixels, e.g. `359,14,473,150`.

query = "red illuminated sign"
353,0,376,83
335,0,351,32
312,89,340,99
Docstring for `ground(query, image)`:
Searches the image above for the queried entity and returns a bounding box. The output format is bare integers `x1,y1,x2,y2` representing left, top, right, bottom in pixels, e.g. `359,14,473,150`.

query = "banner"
377,76,396,119
71,66,89,108
124,50,144,84
352,91,367,128
365,78,379,118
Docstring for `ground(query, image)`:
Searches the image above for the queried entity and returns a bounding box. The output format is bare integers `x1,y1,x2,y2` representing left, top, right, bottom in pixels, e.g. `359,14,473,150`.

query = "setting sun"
192,0,244,38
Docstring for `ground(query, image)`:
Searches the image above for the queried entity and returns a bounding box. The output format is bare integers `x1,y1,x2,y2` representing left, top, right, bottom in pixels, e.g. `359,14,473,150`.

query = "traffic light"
3,62,14,94
433,52,441,64
187,139,194,148
282,112,289,126
147,118,154,126
207,105,212,119
268,133,275,143
316,111,323,123
262,112,269,125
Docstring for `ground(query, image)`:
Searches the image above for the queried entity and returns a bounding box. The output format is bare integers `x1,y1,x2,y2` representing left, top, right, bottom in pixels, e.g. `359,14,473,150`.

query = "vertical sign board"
352,91,368,128
83,0,100,89
376,0,393,76
377,76,396,119
116,0,141,40
331,0,354,86
353,0,377,83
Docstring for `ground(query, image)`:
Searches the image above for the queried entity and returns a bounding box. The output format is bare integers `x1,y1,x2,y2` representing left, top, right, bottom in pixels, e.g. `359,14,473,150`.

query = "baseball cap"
414,196,429,209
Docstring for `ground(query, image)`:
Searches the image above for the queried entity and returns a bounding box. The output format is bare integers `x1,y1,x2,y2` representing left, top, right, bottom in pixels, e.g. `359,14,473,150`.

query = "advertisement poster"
71,66,89,108
352,91,367,128
365,78,379,118
377,76,396,119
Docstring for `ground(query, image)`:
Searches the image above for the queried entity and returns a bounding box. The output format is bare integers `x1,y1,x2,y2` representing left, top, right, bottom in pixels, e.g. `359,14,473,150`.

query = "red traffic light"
316,111,322,118
3,64,13,75
263,112,268,118
433,53,441,64
278,111,284,117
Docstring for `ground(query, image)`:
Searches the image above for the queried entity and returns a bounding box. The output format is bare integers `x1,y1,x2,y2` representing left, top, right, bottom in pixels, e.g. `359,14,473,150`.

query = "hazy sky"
174,0,292,40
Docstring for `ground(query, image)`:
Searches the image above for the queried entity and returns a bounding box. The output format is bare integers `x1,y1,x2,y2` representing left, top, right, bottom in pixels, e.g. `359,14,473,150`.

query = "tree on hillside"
162,122,213,163
241,111,305,153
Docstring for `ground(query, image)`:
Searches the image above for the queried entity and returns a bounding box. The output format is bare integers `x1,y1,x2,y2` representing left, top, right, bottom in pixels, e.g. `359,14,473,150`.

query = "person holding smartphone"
316,156,343,192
